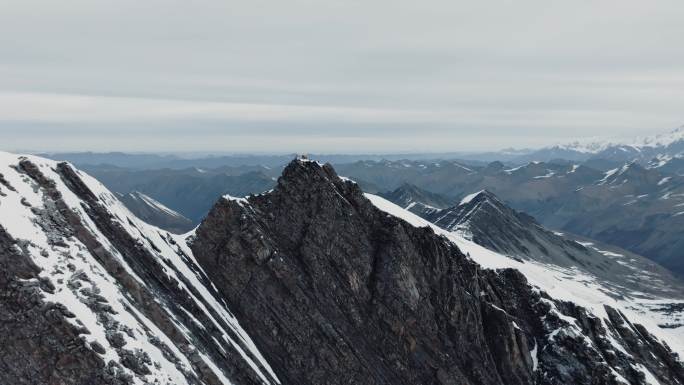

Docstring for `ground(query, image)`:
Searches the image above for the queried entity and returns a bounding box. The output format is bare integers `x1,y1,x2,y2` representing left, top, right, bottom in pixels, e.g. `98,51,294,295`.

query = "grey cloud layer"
1,0,683,151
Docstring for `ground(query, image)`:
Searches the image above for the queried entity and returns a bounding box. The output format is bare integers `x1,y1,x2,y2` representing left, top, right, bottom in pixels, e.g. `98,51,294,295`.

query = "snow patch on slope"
460,190,485,206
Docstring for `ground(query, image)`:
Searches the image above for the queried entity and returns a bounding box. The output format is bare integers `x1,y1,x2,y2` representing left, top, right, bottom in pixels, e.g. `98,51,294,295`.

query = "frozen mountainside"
365,194,684,359
416,190,684,296
119,191,194,234
381,186,684,341
0,151,278,385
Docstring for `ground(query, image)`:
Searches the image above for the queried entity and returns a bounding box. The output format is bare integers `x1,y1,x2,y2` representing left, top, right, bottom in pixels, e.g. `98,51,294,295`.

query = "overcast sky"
1,0,683,153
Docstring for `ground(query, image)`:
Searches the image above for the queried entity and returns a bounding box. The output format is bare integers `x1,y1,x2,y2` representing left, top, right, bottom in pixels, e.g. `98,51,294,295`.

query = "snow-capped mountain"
118,191,194,234
1,152,683,384
521,126,684,164
385,187,684,299
378,183,453,217
0,151,278,385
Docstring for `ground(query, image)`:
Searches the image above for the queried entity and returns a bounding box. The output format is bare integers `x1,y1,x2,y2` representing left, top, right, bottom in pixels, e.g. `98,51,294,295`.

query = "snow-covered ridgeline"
364,193,684,361
549,126,684,155
0,151,278,385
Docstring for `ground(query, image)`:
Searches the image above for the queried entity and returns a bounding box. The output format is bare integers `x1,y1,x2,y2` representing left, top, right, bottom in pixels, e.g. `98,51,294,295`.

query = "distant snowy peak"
128,191,185,219
561,126,684,153
427,189,517,236
632,125,684,148
552,140,615,154
378,183,452,217
528,126,684,163
119,190,194,233
459,189,487,206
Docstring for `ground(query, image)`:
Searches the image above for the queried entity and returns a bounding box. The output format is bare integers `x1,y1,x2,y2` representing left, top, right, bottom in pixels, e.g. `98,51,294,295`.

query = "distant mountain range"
514,126,684,165
83,165,277,222
36,126,684,279
39,126,684,170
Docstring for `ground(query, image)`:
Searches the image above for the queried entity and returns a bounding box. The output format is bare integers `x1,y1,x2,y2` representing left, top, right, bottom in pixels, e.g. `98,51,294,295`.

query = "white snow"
534,170,556,179
135,192,185,218
658,177,672,186
634,363,661,385
548,126,684,154
223,194,250,207
504,164,526,174
530,341,539,372
459,190,485,206
598,168,620,185
631,126,684,148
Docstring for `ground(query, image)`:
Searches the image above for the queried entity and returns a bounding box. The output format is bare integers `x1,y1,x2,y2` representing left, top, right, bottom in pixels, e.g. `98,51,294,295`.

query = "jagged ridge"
190,158,684,385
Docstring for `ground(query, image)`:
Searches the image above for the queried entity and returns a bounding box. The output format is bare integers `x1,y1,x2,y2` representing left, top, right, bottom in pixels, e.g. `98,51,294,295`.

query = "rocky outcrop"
0,225,128,385
191,159,684,385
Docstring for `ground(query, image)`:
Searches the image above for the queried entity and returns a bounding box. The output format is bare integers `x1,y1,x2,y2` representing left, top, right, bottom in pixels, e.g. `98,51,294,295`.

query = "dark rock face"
0,226,129,385
192,159,684,385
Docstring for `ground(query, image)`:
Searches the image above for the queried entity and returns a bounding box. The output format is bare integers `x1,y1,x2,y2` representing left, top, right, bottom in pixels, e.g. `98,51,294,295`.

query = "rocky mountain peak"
485,160,505,171
192,159,684,385
380,182,453,213
278,158,347,191
459,189,502,207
